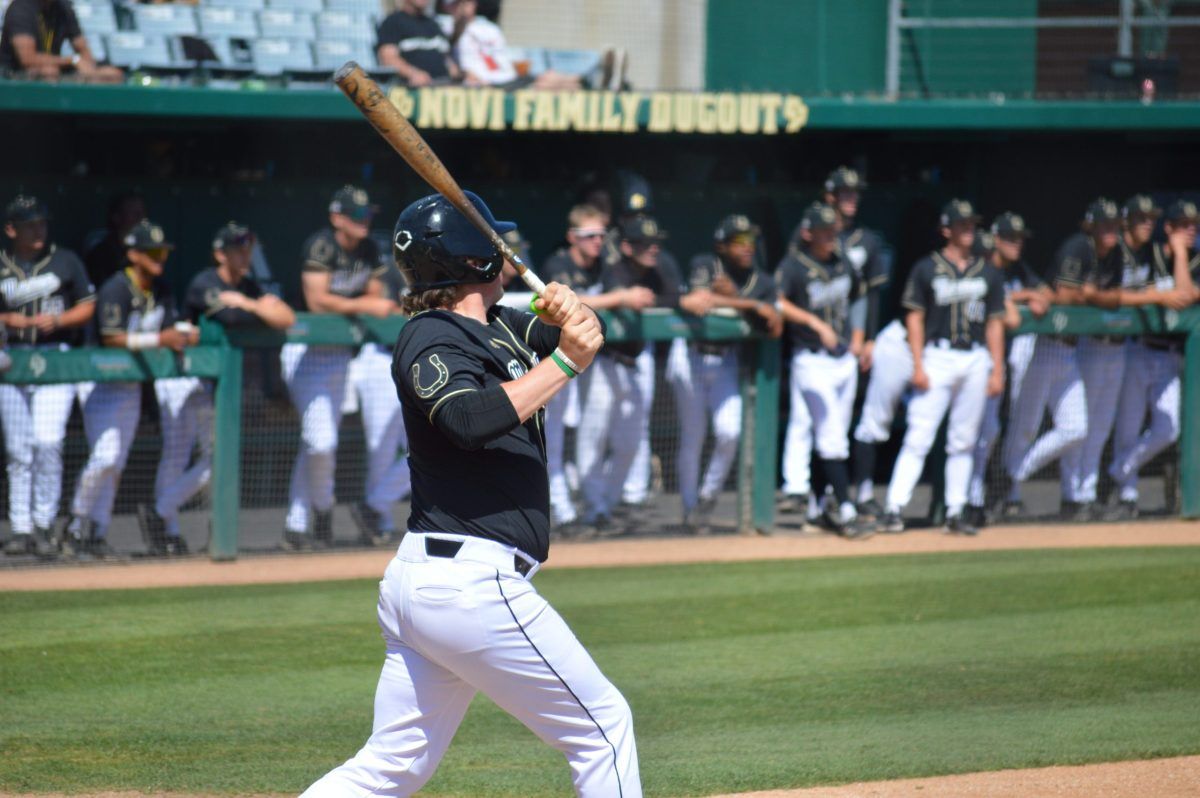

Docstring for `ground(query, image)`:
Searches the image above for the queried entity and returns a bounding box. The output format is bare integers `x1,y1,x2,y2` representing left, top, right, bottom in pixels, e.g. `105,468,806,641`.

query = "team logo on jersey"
506,359,526,380
394,229,413,252
931,276,987,306
205,287,222,310
102,302,122,329
0,273,62,307
806,274,853,309
412,354,450,399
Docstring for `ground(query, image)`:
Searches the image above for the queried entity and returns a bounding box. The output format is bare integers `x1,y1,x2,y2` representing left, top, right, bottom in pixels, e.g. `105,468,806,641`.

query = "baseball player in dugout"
577,214,681,531
280,185,394,551
673,214,782,533
880,200,1006,536
299,191,640,798
1106,199,1199,520
778,203,869,537
0,195,94,558
65,220,195,560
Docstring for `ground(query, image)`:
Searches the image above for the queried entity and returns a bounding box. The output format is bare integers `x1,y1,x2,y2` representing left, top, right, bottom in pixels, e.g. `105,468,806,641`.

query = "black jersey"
375,262,407,304
96,269,177,339
0,244,94,346
1051,232,1098,289
901,252,1005,348
688,252,778,339
599,255,684,359
183,267,266,328
543,248,604,295
840,224,890,297
299,229,382,311
392,305,565,562
1118,238,1157,290
1143,244,1200,350
776,248,856,353
1001,258,1045,297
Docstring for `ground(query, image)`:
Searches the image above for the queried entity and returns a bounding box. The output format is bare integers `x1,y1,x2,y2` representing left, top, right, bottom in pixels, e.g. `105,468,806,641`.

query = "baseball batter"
67,220,196,559
675,214,781,532
0,195,95,558
881,200,1006,535
300,192,639,798
281,186,393,550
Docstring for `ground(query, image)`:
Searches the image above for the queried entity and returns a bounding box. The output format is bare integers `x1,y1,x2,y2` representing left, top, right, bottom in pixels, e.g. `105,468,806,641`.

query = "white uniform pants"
282,343,352,532
576,353,650,521
672,347,741,513
1060,337,1126,502
621,346,657,505
300,532,640,798
0,379,76,532
797,349,858,461
886,345,991,516
154,377,214,534
72,382,141,531
780,353,812,497
854,320,914,445
1109,343,1182,501
545,377,583,525
968,334,1036,507
1003,337,1087,491
352,344,411,529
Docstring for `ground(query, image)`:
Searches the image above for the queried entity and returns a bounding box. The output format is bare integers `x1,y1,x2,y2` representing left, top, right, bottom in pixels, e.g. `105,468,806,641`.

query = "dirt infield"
3,519,1197,797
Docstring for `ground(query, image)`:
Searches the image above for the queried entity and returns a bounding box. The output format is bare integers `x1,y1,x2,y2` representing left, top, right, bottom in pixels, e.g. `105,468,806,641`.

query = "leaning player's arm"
900,267,928,378
44,296,94,332
301,271,392,318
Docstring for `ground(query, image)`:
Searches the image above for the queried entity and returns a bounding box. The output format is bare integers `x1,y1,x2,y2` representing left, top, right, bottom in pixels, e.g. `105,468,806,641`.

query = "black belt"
690,342,728,356
1047,334,1078,346
1088,335,1125,345
932,338,977,352
425,537,533,577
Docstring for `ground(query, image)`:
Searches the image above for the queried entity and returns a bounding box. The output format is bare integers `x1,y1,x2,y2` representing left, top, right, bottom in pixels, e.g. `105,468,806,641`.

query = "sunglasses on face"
143,248,170,262
571,229,606,240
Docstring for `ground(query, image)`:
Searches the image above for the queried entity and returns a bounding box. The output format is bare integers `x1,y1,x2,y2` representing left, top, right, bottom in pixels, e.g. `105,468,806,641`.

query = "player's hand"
711,274,736,297
757,302,783,338
158,328,189,352
557,308,603,372
218,291,251,311
1168,228,1192,258
858,340,875,372
3,314,33,329
621,286,656,310
534,282,583,328
1157,288,1194,311
1026,294,1050,317
33,314,59,334
407,68,433,87
911,367,930,392
987,369,1005,398
817,323,839,352
680,289,717,317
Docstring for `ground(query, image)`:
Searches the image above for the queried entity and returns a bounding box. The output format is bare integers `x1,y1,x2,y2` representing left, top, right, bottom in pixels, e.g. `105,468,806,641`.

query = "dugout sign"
386,87,809,135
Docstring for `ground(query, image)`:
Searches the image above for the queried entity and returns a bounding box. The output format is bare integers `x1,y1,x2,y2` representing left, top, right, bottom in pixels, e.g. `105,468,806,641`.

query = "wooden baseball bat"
333,62,547,295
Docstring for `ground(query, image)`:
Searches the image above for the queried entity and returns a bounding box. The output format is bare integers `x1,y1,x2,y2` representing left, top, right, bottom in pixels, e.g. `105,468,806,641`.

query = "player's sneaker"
15,527,58,559
856,498,883,520
945,514,979,536
684,496,718,536
137,503,171,556
281,530,313,552
165,536,190,556
349,502,387,546
879,511,905,534
80,535,121,561
843,515,876,541
1103,498,1139,522
57,516,89,558
777,493,808,515
964,504,987,530
313,510,334,549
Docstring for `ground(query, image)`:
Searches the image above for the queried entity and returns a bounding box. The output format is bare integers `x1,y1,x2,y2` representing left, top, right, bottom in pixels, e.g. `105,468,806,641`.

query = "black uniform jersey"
392,305,566,562
543,248,604,296
840,224,889,297
599,255,683,359
1002,258,1045,298
901,252,1005,348
776,248,856,353
1051,232,1098,289
0,245,94,346
1143,244,1200,350
96,269,177,339
183,267,265,328
1118,238,1157,290
375,262,407,304
299,229,382,311
688,252,778,340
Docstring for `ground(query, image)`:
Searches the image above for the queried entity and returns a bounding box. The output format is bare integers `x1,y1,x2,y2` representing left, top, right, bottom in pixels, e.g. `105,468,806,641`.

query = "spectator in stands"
0,0,122,82
84,191,146,288
443,0,581,90
376,0,463,87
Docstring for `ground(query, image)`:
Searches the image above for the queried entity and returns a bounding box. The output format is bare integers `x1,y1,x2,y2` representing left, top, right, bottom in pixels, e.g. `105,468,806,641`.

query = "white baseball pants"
1109,343,1182,501
352,344,411,529
886,345,991,516
282,343,352,532
545,377,583,525
576,353,650,521
1003,337,1087,492
621,346,657,505
300,532,640,798
672,347,741,513
780,352,813,497
968,334,1035,507
154,378,214,534
0,379,76,532
796,349,858,461
72,382,141,531
854,320,914,445
1058,337,1127,503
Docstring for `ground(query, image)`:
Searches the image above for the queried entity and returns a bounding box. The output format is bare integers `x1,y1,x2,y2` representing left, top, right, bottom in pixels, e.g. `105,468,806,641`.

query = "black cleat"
1104,498,1139,522
684,496,718,536
137,503,171,556
945,514,979,536
165,536,190,556
349,502,386,546
280,530,313,552
879,511,905,534
843,516,876,541
313,510,334,548
965,504,987,530
80,536,121,561
777,493,808,515
57,516,89,558
856,498,883,520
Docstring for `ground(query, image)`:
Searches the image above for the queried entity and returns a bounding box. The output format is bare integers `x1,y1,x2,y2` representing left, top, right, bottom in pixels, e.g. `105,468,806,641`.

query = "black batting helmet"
392,191,517,293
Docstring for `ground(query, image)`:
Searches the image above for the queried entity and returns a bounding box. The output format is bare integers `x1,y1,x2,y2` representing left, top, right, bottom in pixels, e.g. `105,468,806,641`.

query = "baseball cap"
1165,199,1199,224
619,214,668,244
501,227,531,263
824,166,867,193
940,199,981,227
329,185,379,222
1122,194,1161,220
800,203,839,231
1084,197,1120,225
212,221,255,250
5,195,47,224
972,228,995,257
713,214,760,244
991,211,1032,239
124,219,174,251
617,171,654,215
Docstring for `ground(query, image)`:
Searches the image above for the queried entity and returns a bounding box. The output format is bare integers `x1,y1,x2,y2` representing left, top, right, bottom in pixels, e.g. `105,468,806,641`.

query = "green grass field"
2,547,1199,797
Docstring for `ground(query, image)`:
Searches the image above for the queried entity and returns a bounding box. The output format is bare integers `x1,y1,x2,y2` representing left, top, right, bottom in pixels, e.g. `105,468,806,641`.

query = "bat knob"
333,61,361,82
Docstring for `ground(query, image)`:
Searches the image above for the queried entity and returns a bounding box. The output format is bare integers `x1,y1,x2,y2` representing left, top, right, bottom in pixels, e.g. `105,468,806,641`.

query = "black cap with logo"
212,221,255,250
617,171,654,216
329,185,379,222
5,195,48,224
800,203,839,231
713,214,760,243
1165,199,1199,224
824,166,867,194
991,211,1032,239
1084,197,1120,225
619,214,668,243
1122,194,1161,220
502,227,531,264
124,219,174,251
940,199,981,227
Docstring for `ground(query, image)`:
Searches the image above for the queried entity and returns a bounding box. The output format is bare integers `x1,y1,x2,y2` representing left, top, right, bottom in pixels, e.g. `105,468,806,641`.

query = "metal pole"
1119,0,1135,56
886,0,902,98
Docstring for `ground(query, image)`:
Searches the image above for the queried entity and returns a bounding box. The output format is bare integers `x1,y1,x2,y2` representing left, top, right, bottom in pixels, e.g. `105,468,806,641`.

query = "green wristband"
549,351,577,378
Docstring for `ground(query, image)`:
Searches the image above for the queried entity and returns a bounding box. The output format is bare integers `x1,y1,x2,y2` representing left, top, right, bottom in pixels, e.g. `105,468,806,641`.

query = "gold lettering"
673,94,695,133
782,95,809,133
738,93,761,134
557,91,587,130
584,91,601,131
489,88,505,130
467,88,492,129
759,94,783,134
512,90,535,130
444,87,468,129
618,92,642,132
416,87,442,128
600,92,622,132
531,91,557,130
716,93,738,134
696,93,718,134
387,87,415,118
648,92,672,132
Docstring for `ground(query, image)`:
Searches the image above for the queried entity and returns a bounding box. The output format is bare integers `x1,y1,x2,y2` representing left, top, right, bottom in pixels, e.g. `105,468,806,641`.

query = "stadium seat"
315,11,373,43
198,7,258,39
313,38,374,71
105,32,178,69
266,0,323,13
323,0,381,15
72,1,119,36
250,37,315,74
544,48,602,78
257,9,316,41
206,0,266,11
62,35,108,65
131,4,199,37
